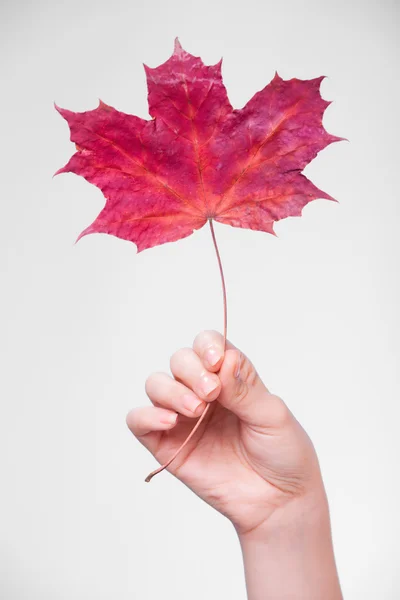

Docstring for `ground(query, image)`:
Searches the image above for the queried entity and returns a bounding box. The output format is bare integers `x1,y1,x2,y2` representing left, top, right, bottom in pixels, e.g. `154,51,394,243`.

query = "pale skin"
126,330,343,600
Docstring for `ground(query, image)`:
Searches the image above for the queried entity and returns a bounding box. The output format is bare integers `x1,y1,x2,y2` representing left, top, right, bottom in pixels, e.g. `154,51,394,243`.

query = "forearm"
238,487,343,600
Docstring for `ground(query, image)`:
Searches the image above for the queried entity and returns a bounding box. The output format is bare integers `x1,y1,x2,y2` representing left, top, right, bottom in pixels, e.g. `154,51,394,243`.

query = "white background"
1,0,399,598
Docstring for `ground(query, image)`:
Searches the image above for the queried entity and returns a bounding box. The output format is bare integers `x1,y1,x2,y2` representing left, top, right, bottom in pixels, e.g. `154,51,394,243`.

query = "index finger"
192,330,236,372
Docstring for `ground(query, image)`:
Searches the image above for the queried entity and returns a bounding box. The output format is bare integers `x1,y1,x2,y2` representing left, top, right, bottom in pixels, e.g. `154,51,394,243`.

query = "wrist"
237,483,343,600
237,481,330,543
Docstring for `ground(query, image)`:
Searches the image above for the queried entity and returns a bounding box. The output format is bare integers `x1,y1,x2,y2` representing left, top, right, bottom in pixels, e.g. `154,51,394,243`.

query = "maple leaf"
54,38,343,252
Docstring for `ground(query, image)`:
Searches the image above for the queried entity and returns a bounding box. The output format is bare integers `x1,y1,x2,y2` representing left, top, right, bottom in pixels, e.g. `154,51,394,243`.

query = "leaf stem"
144,219,227,482
209,218,228,344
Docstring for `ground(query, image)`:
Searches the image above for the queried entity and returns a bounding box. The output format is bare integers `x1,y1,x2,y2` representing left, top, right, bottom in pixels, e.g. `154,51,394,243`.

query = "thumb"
217,347,291,429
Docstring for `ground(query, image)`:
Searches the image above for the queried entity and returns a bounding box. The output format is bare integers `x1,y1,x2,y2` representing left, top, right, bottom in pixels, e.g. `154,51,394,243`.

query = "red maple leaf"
54,38,343,252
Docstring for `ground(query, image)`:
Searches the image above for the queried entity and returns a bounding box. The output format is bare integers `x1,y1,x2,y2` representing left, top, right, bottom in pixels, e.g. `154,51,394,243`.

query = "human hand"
126,330,327,537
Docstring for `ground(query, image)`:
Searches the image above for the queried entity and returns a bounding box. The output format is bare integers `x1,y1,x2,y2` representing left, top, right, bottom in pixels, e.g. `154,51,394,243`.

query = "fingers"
193,331,291,430
145,371,206,417
217,348,291,429
126,405,179,456
127,335,226,452
192,330,227,371
170,347,221,402
126,405,177,437
126,330,292,457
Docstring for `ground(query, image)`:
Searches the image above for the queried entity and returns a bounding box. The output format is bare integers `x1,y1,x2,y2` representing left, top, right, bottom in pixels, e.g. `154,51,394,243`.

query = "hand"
126,330,326,536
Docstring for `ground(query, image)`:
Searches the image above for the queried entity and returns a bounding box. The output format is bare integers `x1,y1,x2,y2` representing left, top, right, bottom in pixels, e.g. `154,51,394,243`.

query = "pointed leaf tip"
143,62,151,76
75,226,91,244
213,57,224,73
52,162,70,178
315,75,328,88
174,37,183,54
98,98,107,109
54,102,71,120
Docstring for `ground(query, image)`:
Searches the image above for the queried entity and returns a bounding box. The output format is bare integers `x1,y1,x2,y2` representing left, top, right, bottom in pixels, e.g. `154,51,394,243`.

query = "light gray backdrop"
1,0,399,598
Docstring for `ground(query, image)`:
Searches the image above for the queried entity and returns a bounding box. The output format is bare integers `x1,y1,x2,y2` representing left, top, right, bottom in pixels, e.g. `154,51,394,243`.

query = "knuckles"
125,407,138,431
169,346,193,372
193,329,223,350
144,371,165,395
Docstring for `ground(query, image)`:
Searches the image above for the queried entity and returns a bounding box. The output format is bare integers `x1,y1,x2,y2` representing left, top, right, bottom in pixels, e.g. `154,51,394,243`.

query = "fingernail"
161,412,177,425
182,394,204,414
204,346,222,368
200,374,219,397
